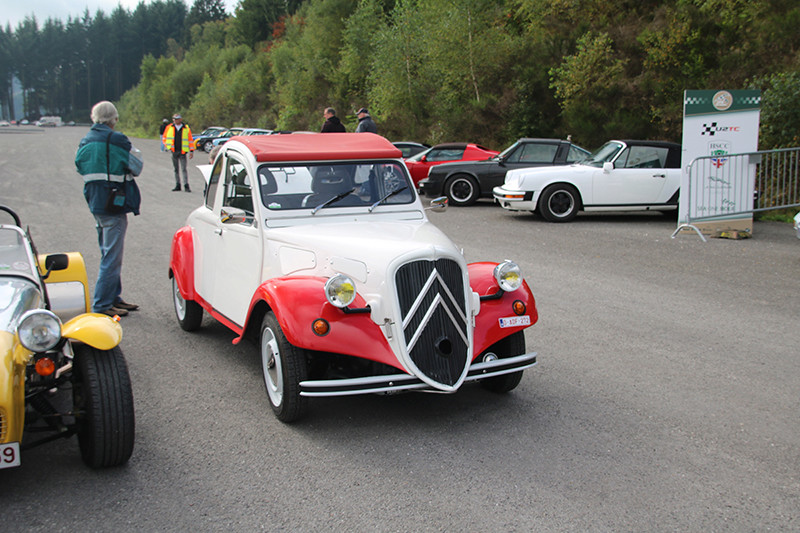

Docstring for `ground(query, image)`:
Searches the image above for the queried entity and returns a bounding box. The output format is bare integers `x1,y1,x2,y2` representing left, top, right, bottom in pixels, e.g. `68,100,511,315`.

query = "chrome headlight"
324,274,356,308
494,261,523,292
17,310,62,352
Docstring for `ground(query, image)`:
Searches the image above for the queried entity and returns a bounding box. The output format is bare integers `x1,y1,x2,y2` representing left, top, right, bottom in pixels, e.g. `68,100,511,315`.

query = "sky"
4,0,240,29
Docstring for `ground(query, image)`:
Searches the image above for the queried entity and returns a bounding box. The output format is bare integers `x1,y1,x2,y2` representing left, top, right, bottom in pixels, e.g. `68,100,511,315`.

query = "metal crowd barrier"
672,146,800,241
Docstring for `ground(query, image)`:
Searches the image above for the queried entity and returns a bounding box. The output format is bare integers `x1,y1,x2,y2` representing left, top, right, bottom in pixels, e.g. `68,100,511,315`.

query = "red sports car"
405,142,498,186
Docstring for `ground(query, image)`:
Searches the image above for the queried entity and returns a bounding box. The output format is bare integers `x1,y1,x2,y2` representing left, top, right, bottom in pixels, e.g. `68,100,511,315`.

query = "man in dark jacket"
321,107,346,132
74,101,142,317
355,107,378,133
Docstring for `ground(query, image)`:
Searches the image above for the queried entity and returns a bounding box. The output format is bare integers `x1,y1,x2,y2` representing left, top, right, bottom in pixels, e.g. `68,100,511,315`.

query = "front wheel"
480,331,526,393
172,276,203,331
445,174,480,206
261,312,308,422
73,344,135,468
538,183,580,222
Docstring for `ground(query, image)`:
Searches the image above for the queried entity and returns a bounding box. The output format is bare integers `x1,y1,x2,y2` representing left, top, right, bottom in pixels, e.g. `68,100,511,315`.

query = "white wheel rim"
261,327,283,407
172,278,186,320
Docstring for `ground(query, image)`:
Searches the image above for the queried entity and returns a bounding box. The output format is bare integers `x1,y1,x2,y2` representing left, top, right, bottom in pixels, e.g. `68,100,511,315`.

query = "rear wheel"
172,276,203,331
445,174,480,206
538,183,580,222
480,331,526,393
261,312,308,422
202,141,212,153
73,344,135,468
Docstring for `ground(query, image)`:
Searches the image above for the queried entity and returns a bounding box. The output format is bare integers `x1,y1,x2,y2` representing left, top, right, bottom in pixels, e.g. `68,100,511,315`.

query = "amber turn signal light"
312,319,330,336
35,357,56,376
512,300,526,316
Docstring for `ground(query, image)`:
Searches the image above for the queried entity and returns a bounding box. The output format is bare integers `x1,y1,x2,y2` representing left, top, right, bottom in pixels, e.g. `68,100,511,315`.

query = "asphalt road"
1,126,798,531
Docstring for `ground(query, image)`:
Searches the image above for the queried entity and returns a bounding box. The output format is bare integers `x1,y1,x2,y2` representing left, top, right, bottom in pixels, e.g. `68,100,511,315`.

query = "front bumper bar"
299,351,537,397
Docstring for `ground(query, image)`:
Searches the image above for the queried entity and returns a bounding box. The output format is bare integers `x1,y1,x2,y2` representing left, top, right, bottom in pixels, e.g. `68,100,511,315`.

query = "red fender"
468,262,538,359
249,277,404,372
170,226,196,301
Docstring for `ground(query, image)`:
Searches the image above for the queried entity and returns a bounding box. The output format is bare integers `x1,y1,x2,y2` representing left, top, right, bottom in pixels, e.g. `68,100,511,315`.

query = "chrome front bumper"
299,351,537,397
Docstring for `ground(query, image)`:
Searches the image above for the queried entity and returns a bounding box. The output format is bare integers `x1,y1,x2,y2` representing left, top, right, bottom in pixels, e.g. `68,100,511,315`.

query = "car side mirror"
427,197,448,212
220,206,248,224
420,155,427,162
42,253,69,280
603,162,614,173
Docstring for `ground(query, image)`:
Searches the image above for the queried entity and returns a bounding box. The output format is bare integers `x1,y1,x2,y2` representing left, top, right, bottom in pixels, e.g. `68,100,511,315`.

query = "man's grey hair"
325,107,336,115
91,101,119,126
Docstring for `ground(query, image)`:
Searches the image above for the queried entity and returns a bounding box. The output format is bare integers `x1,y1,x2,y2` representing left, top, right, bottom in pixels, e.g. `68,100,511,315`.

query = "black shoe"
99,306,128,317
184,184,191,192
172,185,181,191
115,299,139,311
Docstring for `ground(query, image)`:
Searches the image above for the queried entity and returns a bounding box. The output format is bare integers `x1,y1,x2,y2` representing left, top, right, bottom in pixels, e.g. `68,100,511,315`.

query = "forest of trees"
2,0,799,151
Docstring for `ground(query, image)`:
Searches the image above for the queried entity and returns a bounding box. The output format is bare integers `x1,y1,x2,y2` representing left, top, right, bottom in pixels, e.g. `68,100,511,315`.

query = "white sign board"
679,90,760,235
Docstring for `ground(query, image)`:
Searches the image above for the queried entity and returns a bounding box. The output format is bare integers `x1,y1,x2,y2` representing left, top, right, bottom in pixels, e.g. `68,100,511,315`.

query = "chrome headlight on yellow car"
494,260,523,292
324,273,356,308
17,310,62,352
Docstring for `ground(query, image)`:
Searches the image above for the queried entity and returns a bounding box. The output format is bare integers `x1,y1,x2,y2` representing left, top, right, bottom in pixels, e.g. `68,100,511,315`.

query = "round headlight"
18,310,62,352
324,274,357,308
494,261,523,292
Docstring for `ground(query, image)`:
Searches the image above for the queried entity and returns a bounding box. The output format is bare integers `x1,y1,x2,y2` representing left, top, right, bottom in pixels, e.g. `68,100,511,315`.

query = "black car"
194,126,230,152
392,141,430,158
418,138,589,206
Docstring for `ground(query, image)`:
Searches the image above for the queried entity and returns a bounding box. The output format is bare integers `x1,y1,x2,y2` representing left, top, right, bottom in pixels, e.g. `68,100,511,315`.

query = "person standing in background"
355,107,377,133
159,118,169,151
162,114,194,192
321,107,346,132
74,100,142,317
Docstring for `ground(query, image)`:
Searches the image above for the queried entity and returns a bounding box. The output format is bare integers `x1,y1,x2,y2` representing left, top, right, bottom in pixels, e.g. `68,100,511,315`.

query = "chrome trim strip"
299,352,537,397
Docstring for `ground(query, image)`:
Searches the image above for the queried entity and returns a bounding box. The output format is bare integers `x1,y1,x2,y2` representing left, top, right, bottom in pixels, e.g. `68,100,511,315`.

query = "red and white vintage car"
169,133,538,422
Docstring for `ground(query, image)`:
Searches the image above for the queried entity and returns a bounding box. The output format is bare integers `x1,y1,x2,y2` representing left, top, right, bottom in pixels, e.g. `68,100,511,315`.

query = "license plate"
499,315,531,328
0,442,21,469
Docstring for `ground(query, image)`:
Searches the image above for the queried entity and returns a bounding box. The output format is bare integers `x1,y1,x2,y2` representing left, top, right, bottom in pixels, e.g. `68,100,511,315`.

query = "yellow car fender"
0,331,27,443
62,314,123,350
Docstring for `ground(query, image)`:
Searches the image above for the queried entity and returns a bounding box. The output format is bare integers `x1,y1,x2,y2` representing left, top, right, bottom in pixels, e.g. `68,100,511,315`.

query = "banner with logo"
679,90,761,235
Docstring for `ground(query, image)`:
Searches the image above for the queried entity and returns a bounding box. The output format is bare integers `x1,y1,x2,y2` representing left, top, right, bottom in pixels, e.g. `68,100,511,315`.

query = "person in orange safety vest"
162,113,194,192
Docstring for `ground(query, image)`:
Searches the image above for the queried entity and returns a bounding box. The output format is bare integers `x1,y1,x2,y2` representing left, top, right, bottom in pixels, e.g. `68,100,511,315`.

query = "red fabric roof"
237,132,402,162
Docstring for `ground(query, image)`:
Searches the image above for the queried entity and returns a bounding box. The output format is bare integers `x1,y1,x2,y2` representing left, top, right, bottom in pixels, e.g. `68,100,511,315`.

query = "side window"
518,143,557,164
622,146,668,169
222,157,254,222
427,148,465,162
204,155,223,209
567,146,588,163
504,145,522,163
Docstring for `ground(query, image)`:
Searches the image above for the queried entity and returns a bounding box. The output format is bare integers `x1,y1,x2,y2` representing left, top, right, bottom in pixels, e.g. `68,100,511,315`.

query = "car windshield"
496,141,521,160
258,161,415,212
583,141,624,167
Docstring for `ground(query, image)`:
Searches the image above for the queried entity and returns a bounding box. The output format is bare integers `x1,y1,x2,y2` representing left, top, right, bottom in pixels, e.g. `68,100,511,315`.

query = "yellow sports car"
0,206,134,469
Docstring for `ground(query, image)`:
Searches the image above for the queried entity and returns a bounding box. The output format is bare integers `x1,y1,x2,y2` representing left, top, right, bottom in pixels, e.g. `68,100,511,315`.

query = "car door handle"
214,228,223,235
653,173,666,178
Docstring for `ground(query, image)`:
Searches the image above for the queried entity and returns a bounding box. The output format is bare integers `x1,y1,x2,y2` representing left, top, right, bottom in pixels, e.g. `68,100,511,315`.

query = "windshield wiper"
368,186,408,212
312,187,357,215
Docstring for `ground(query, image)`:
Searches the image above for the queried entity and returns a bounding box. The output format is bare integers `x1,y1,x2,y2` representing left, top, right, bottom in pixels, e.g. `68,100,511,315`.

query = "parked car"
404,143,499,186
0,120,10,127
194,126,231,152
493,140,682,222
170,133,539,422
0,206,135,469
212,128,274,149
392,141,430,159
208,127,247,149
419,138,590,206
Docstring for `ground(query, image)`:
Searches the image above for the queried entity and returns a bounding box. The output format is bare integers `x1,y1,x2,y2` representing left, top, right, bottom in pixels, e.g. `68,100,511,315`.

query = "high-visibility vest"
163,124,195,154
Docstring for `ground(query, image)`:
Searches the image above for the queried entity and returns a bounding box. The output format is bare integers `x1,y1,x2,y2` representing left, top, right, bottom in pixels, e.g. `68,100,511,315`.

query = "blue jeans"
92,213,128,312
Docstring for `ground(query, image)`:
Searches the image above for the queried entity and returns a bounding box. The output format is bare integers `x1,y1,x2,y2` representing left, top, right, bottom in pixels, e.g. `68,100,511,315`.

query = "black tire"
202,141,212,153
480,331,526,393
538,183,580,222
73,344,135,468
260,312,308,422
172,276,203,331
445,174,480,206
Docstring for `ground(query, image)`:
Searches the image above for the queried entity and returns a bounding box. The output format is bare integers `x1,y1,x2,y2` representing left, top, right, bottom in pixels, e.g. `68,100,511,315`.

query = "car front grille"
395,259,469,387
